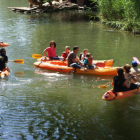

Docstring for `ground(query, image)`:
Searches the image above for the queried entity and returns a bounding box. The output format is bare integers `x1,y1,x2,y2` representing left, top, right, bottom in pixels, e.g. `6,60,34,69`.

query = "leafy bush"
91,0,140,21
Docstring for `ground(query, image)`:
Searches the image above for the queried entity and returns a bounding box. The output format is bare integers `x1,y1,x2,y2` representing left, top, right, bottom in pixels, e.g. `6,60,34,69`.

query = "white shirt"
131,67,140,82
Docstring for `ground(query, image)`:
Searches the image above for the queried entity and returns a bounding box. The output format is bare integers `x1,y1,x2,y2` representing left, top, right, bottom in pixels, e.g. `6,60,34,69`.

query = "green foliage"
91,0,140,21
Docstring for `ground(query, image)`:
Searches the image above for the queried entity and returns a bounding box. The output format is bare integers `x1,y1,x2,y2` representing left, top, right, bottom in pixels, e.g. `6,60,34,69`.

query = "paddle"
32,54,43,59
98,82,111,88
9,59,24,64
133,57,140,65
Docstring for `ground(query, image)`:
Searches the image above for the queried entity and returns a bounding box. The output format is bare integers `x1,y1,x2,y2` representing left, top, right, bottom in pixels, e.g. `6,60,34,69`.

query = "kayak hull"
37,58,114,67
0,70,10,78
0,42,10,47
34,61,118,76
102,89,140,101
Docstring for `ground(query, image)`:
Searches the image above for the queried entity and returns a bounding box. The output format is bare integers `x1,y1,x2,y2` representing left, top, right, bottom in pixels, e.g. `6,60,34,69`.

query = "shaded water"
1,0,140,139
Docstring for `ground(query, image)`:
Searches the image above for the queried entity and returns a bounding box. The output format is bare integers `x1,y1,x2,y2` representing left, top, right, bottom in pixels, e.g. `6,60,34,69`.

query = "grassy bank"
91,0,140,34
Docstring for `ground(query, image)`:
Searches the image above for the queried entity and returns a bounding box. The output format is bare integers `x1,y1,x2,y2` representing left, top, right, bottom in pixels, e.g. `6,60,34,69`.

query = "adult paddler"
67,46,86,70
0,48,10,72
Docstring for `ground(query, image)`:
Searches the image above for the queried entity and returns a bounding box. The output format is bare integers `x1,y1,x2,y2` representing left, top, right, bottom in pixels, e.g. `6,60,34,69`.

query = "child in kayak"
43,40,61,60
61,46,70,60
131,61,140,82
83,53,96,69
123,64,138,89
79,49,88,60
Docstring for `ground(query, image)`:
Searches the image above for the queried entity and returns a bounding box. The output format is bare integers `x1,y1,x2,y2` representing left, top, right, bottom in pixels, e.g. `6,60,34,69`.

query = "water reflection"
1,0,140,139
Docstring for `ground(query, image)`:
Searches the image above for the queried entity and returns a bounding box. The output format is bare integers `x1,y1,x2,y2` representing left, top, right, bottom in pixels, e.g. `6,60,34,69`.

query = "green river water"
1,0,140,139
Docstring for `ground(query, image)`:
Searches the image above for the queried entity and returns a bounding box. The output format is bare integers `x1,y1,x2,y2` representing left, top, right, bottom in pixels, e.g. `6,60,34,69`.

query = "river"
1,0,140,139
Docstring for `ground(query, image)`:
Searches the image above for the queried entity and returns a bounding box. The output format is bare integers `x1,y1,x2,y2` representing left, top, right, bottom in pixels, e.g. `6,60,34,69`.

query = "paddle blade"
133,57,140,65
13,59,24,64
98,85,108,88
32,54,42,59
95,62,105,67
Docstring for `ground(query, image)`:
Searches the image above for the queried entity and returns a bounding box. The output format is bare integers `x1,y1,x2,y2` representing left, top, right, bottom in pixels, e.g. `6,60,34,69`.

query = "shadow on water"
20,10,98,23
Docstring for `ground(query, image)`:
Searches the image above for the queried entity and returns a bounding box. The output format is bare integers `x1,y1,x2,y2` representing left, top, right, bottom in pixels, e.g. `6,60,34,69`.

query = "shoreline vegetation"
91,0,140,34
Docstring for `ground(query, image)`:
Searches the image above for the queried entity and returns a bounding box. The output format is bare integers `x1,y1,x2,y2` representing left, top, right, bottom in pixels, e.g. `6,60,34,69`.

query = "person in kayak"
79,49,88,60
0,48,10,72
83,53,96,69
67,46,85,69
112,68,131,96
61,46,70,60
131,61,140,82
43,40,61,60
123,64,138,89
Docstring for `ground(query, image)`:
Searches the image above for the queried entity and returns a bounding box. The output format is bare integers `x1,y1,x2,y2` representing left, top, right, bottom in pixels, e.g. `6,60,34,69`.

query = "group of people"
43,40,96,70
1,40,140,96
43,40,140,96
112,61,140,96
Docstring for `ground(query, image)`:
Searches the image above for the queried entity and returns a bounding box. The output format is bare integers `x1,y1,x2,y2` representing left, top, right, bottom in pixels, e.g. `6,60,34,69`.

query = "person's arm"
72,57,84,66
43,49,47,56
131,74,137,82
72,58,77,63
81,54,85,60
111,80,114,86
5,56,8,63
123,80,131,88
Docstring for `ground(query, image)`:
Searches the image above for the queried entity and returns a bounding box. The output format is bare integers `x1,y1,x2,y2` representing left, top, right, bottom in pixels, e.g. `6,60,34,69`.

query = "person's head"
83,49,88,54
123,64,131,73
86,53,91,58
117,68,125,86
132,60,137,67
65,46,70,53
117,68,124,76
49,40,56,48
73,46,79,54
0,48,6,56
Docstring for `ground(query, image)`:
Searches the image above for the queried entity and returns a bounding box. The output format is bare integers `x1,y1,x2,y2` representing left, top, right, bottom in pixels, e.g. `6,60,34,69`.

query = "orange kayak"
34,61,118,75
0,42,9,47
102,89,140,101
37,58,114,67
0,70,10,78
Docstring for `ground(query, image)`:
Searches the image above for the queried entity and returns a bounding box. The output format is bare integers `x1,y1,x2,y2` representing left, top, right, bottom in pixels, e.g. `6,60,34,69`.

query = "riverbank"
91,0,140,34
8,1,86,14
100,19,140,34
